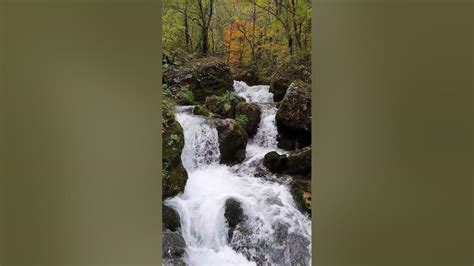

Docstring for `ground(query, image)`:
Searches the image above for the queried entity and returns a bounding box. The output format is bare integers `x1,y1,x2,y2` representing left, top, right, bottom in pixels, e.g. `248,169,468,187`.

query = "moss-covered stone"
205,92,245,119
231,66,260,86
285,146,311,176
269,62,311,102
163,204,180,231
276,80,311,150
163,57,233,103
236,102,261,137
175,88,195,105
162,99,188,199
193,105,212,117
216,119,248,165
263,151,288,173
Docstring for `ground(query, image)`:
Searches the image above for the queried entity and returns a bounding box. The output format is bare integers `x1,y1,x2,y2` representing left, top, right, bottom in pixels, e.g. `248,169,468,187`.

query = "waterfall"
166,81,311,265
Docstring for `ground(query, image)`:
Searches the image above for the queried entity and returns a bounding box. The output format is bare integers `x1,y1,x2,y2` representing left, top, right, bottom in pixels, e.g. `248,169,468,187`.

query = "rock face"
163,205,181,232
164,57,233,102
216,119,248,165
162,100,188,199
162,231,186,264
269,63,311,102
224,199,245,240
231,67,259,86
236,102,261,137
204,92,246,119
263,151,288,173
276,80,312,150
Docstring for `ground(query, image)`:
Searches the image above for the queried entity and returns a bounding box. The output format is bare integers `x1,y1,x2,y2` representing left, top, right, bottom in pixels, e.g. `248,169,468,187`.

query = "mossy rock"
284,146,311,176
236,102,261,137
163,204,180,231
175,88,195,105
263,151,288,173
163,57,233,103
216,119,248,165
193,105,212,117
269,63,311,102
162,100,188,199
276,80,311,150
205,92,245,119
162,121,185,168
231,66,260,86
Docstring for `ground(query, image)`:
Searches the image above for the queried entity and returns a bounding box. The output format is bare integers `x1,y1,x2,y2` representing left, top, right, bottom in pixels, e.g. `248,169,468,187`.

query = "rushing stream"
166,81,311,265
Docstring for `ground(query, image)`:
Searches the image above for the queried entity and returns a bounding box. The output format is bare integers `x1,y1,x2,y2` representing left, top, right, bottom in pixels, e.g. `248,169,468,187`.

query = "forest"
162,0,311,81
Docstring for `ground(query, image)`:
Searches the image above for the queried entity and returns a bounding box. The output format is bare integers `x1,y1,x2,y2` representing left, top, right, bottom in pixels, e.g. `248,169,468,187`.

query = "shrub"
162,83,170,97
177,89,195,105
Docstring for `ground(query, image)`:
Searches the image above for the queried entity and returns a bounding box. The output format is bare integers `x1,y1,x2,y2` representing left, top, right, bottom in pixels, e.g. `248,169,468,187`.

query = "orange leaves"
224,20,256,65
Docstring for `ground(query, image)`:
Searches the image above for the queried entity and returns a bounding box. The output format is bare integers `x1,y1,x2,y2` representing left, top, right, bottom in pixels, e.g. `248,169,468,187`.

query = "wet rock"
224,199,245,240
276,80,311,150
290,180,312,216
236,102,261,137
217,119,248,165
163,205,180,232
231,67,260,86
162,231,186,263
163,57,233,102
285,146,311,176
162,100,188,199
263,151,288,173
269,63,311,102
205,92,246,119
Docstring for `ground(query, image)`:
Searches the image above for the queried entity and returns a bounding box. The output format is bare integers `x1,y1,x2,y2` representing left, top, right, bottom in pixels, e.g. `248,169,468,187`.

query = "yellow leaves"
224,20,256,65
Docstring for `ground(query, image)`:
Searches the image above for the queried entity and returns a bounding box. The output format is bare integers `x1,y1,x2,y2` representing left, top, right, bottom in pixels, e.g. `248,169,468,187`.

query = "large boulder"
205,92,246,119
269,63,311,102
162,100,188,199
231,66,260,86
276,80,311,150
216,119,248,165
224,199,245,240
164,57,233,102
162,231,186,264
236,102,261,137
163,204,181,232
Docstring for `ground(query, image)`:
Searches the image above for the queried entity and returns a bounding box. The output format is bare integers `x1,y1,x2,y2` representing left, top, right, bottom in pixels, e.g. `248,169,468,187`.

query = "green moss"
204,92,245,118
176,89,195,105
193,105,212,117
235,115,249,129
162,83,170,97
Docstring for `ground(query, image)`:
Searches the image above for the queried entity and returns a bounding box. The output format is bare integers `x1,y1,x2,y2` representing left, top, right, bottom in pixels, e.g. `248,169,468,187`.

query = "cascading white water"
166,81,311,265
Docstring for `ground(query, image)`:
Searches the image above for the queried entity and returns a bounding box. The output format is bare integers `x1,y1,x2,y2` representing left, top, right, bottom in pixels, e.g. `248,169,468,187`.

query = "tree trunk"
290,0,302,50
184,5,192,53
